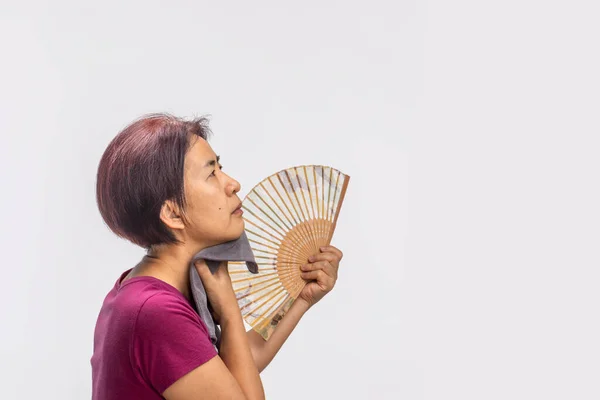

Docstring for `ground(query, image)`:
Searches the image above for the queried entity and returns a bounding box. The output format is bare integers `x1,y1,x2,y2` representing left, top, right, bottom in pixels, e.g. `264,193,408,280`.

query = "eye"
208,165,223,178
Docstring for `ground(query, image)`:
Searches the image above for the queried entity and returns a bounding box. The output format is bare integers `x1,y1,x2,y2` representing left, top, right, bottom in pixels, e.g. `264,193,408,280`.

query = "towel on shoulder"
189,231,258,348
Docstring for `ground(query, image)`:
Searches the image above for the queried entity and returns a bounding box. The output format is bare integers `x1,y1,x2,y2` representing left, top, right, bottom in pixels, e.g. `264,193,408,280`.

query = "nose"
225,173,241,196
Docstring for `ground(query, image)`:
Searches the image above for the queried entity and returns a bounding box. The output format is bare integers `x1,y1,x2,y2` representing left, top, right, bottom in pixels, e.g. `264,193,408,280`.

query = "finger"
300,261,337,279
194,259,210,277
300,260,331,272
300,269,329,282
213,261,229,276
319,245,343,260
301,270,335,289
194,260,227,278
308,252,339,267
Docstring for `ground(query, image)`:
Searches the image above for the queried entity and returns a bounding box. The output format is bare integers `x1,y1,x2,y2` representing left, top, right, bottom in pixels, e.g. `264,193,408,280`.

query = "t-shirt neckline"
115,269,183,298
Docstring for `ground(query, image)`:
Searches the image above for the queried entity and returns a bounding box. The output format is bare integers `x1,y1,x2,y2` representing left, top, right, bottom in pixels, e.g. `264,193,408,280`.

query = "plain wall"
0,1,598,399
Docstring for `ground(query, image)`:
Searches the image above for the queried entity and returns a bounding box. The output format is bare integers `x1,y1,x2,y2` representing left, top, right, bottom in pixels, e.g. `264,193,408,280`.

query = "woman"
91,113,343,399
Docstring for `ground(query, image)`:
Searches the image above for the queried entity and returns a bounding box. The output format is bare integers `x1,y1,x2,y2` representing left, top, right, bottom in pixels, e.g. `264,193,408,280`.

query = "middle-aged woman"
91,113,344,399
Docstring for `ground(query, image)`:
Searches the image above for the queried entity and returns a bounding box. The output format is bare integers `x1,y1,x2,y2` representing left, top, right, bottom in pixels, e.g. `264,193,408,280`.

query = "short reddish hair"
96,113,211,248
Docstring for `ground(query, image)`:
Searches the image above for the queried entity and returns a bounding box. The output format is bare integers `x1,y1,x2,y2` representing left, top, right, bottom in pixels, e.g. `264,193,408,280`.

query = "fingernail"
308,256,314,262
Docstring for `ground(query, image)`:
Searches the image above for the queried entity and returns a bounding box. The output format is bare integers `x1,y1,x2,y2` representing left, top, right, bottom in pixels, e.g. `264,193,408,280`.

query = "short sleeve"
132,291,218,394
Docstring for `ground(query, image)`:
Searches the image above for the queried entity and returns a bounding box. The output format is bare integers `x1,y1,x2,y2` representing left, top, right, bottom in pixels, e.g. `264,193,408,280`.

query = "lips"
232,202,242,214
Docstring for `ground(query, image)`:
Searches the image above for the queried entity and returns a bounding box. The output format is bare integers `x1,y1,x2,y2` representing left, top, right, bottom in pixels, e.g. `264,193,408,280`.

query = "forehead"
185,136,217,169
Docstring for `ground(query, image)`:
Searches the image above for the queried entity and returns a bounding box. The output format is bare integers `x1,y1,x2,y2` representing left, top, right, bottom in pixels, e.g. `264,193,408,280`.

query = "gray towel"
189,230,258,348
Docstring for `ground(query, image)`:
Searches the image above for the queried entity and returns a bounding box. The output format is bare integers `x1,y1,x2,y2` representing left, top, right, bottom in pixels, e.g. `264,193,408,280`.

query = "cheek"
184,185,208,218
185,177,230,219
185,186,226,221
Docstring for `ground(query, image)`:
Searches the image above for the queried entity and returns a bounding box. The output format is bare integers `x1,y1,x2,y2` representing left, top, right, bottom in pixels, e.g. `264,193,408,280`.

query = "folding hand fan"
228,165,350,340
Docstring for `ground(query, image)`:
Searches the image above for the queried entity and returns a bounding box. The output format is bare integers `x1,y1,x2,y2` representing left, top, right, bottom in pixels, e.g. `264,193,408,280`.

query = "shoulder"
128,281,218,394
130,282,209,338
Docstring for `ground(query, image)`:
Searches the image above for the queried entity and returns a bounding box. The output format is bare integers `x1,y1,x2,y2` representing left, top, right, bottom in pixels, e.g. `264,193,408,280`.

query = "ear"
159,199,186,230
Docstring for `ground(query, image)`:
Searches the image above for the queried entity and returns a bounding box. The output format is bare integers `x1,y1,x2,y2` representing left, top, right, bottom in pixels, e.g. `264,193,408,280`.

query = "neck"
131,240,209,301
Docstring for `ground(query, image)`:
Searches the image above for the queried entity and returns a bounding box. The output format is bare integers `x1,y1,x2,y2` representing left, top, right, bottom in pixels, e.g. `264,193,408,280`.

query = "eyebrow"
203,155,221,168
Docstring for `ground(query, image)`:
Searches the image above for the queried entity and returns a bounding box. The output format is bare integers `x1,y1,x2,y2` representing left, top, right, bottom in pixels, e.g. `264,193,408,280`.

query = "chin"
201,218,245,246
223,218,245,242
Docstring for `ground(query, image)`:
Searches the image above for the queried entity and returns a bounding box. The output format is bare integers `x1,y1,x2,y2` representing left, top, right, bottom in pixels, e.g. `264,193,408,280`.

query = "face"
178,136,244,247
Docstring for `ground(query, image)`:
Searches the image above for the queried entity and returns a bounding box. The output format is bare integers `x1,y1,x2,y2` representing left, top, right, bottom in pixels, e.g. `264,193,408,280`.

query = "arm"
247,298,311,373
164,260,265,400
218,302,265,398
247,245,344,373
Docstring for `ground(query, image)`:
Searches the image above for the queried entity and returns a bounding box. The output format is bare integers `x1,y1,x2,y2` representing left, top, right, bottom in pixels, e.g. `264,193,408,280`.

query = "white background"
1,1,598,399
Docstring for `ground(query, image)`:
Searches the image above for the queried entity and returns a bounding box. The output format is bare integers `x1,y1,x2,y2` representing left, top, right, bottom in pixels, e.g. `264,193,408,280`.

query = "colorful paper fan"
228,165,350,340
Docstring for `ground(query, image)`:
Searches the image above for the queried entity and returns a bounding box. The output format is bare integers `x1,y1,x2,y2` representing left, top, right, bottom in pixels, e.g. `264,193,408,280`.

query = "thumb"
195,260,228,278
194,259,211,279
212,260,229,277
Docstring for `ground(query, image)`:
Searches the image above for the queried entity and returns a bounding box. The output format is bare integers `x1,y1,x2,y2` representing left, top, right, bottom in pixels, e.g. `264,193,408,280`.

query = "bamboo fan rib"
228,165,349,341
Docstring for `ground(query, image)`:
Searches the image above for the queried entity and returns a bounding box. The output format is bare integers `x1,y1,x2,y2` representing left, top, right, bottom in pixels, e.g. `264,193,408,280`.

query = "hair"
96,113,212,249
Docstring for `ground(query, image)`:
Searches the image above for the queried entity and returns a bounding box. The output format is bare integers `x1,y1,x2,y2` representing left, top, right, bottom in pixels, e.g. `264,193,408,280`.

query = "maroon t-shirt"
91,269,218,399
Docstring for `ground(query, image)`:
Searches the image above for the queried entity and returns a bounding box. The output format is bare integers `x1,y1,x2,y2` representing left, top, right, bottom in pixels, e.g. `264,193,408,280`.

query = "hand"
194,260,240,323
297,245,343,309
